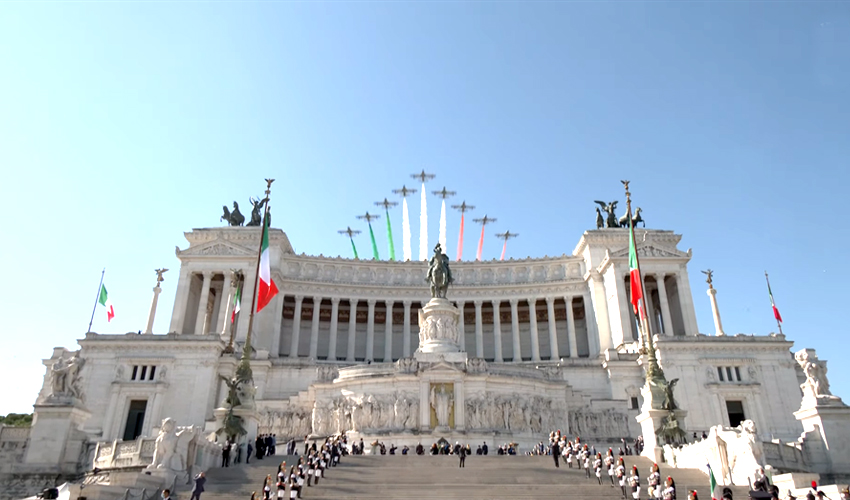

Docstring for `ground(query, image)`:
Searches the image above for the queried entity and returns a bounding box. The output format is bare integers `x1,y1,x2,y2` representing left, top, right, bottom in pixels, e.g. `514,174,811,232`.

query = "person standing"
161,489,172,500
551,439,560,468
247,441,253,464
189,472,206,500
482,441,488,455
459,444,467,468
605,449,616,485
616,458,627,499
628,466,641,500
594,453,604,485
222,440,232,468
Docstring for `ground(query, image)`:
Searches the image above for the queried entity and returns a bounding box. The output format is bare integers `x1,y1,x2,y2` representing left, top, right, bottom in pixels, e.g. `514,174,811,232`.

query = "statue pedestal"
416,298,461,354
213,406,259,445
22,402,91,473
636,408,688,463
794,400,850,480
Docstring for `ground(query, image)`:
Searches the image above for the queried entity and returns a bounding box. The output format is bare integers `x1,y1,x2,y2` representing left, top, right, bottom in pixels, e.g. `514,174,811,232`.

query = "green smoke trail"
368,222,380,260
350,237,359,259
385,208,396,261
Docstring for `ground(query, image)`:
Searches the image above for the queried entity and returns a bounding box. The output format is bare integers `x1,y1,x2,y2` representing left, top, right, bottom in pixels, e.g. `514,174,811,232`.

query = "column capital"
474,299,483,307
527,296,539,304
545,296,556,305
367,298,377,306
563,294,574,303
349,297,359,305
331,297,341,305
455,300,466,306
294,294,305,302
403,300,412,308
654,272,667,281
312,295,323,303
385,299,395,306
200,270,214,279
508,298,519,307
491,299,501,308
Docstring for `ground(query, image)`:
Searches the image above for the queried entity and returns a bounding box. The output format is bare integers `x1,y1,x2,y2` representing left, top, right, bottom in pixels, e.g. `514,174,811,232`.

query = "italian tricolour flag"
708,464,720,500
628,222,645,321
98,284,115,322
256,217,279,312
231,282,242,323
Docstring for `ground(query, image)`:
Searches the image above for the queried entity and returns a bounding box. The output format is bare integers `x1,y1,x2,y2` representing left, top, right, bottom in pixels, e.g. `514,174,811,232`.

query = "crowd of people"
247,436,347,500
546,430,701,500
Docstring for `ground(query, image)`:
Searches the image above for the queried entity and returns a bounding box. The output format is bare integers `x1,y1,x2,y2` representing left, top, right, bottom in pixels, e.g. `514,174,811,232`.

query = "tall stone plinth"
794,401,850,481
416,298,462,356
21,402,91,474
214,406,259,448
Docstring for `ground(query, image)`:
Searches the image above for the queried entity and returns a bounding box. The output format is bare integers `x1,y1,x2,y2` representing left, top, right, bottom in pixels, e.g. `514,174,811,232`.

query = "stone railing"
93,438,157,469
0,426,31,474
763,440,807,472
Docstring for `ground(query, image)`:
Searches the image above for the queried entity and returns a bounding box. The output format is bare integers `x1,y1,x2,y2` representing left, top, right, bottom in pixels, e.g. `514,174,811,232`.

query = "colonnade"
620,271,694,340
279,293,596,363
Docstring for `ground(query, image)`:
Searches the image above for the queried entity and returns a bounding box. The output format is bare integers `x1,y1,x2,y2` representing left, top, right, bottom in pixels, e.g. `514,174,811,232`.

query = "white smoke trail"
439,199,447,252
402,197,412,262
419,183,428,260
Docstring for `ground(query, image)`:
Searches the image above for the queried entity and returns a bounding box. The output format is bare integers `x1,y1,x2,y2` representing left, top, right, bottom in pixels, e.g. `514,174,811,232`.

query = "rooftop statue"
246,196,268,227
618,207,645,228
426,243,453,299
221,201,245,226
594,200,619,228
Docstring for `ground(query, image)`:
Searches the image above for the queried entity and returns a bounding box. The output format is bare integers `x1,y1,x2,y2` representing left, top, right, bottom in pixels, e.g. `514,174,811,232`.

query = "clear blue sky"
1,2,848,415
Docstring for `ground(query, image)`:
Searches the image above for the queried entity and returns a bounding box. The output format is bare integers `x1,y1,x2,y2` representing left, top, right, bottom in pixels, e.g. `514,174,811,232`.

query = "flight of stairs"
198,453,751,500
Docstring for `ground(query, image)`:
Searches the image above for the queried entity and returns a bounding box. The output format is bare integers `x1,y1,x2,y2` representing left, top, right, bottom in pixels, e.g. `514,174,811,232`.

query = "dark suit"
551,442,560,468
459,447,467,468
190,473,206,500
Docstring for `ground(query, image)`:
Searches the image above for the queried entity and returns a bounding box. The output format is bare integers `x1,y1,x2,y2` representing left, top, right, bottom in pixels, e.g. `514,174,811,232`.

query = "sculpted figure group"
48,352,85,402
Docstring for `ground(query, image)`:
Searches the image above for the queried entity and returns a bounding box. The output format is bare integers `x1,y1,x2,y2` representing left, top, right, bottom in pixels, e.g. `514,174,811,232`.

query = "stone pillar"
309,296,322,359
675,270,700,336
366,299,376,362
456,301,466,352
644,275,656,334
203,289,215,335
545,297,559,360
528,298,541,361
402,300,412,357
655,273,674,337
615,270,634,342
474,300,484,358
565,295,578,358
289,295,304,358
145,284,162,334
217,272,233,337
583,291,599,356
328,298,340,361
589,271,613,351
384,300,394,362
347,299,359,362
509,299,521,362
492,300,503,363
169,267,192,334
194,272,213,335
707,287,725,336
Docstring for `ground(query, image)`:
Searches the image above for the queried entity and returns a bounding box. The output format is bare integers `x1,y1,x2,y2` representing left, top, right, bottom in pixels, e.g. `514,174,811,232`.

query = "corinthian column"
402,301,412,357
289,295,304,358
328,298,340,361
509,299,521,362
456,301,466,352
474,300,484,358
384,300,394,361
217,271,234,337
528,298,541,362
492,300,503,363
545,297,559,360
565,295,578,358
309,296,322,359
366,299,376,361
194,272,213,336
655,273,673,336
347,299,358,361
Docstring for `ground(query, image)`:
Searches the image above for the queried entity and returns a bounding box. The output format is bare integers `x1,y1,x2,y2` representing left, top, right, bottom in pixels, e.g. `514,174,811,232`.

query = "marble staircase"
199,453,751,500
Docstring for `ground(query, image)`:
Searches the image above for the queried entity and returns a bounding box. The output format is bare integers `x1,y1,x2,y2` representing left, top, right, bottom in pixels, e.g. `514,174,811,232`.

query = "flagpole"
764,271,783,336
244,179,274,355
623,181,662,379
87,268,105,333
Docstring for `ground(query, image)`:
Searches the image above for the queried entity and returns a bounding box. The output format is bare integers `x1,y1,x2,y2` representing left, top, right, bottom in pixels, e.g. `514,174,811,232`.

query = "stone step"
198,454,750,500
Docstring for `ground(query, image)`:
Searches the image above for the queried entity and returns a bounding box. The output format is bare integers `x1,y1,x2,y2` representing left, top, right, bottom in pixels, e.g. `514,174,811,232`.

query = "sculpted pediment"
420,360,465,373
610,244,687,259
176,240,255,258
